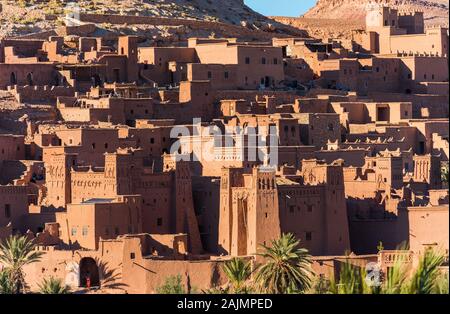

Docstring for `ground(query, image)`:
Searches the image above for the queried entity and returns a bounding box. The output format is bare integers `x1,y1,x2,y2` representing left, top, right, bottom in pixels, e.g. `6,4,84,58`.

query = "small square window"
82,226,88,236
4,204,11,218
306,232,312,241
130,253,135,260
71,227,77,236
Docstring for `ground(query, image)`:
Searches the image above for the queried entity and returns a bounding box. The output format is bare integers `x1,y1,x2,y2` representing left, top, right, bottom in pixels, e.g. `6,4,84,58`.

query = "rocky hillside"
0,0,304,39
304,0,449,26
273,0,448,41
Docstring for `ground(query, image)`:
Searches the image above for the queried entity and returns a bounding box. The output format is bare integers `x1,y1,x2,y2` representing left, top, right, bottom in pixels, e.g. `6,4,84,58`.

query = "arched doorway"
10,72,17,85
79,257,100,288
91,74,101,87
26,72,34,86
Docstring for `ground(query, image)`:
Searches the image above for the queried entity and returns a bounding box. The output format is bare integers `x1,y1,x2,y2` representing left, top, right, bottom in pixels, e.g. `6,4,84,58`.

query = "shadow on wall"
77,256,129,292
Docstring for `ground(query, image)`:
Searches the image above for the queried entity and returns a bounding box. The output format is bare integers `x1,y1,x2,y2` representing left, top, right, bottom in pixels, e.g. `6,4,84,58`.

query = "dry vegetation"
0,0,286,38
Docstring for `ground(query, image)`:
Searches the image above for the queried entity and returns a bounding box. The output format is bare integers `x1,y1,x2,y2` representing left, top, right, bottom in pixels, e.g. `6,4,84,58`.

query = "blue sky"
245,0,316,17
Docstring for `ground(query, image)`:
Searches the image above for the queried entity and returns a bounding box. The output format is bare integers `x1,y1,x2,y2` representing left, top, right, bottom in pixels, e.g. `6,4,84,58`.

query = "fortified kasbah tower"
170,160,204,255
301,160,351,255
118,36,139,83
44,153,77,209
218,166,281,257
366,3,424,34
363,3,447,56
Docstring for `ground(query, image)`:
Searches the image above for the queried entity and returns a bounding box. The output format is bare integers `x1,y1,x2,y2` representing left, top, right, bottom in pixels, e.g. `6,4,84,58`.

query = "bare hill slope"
0,0,304,39
304,0,448,26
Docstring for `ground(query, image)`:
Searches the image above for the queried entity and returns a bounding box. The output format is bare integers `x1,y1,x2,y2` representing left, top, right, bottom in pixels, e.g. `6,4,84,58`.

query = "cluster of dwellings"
0,5,448,293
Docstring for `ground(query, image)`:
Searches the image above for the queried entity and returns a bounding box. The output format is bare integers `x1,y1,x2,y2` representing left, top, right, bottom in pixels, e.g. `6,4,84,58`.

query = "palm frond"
254,233,313,294
38,277,70,294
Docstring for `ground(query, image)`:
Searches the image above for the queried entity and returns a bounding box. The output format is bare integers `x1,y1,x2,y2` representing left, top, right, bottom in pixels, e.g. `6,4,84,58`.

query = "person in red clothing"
86,271,91,289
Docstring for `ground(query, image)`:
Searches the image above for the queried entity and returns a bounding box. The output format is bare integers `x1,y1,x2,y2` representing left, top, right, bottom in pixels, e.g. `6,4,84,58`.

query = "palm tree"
380,257,409,294
441,163,449,186
254,233,313,294
38,277,70,294
327,248,448,295
0,269,13,294
0,235,44,294
404,248,446,294
222,257,252,293
156,275,187,294
434,271,449,294
321,258,373,295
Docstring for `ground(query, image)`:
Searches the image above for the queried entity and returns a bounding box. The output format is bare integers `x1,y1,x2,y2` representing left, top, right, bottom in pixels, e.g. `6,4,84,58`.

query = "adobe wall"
278,184,326,255
0,39,44,59
368,92,449,119
419,82,449,95
408,205,449,254
188,63,239,90
9,85,75,104
57,24,97,37
58,198,142,250
315,149,368,167
215,90,299,104
0,134,25,163
311,255,378,280
0,185,29,232
0,63,57,89
4,47,39,64
20,237,232,294
192,176,221,253
389,29,448,57
348,216,408,254
432,133,449,161
70,171,116,204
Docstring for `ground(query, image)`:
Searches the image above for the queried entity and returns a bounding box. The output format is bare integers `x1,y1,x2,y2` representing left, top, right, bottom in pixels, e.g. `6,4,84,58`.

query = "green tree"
404,248,447,294
0,235,44,294
380,257,409,294
222,257,252,293
38,277,70,294
326,260,373,294
325,248,448,295
254,233,313,294
441,163,449,185
0,269,13,294
156,275,186,294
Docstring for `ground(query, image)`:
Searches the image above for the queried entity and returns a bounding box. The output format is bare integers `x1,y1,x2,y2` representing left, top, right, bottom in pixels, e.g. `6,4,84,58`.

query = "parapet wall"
215,90,299,104
8,85,76,104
